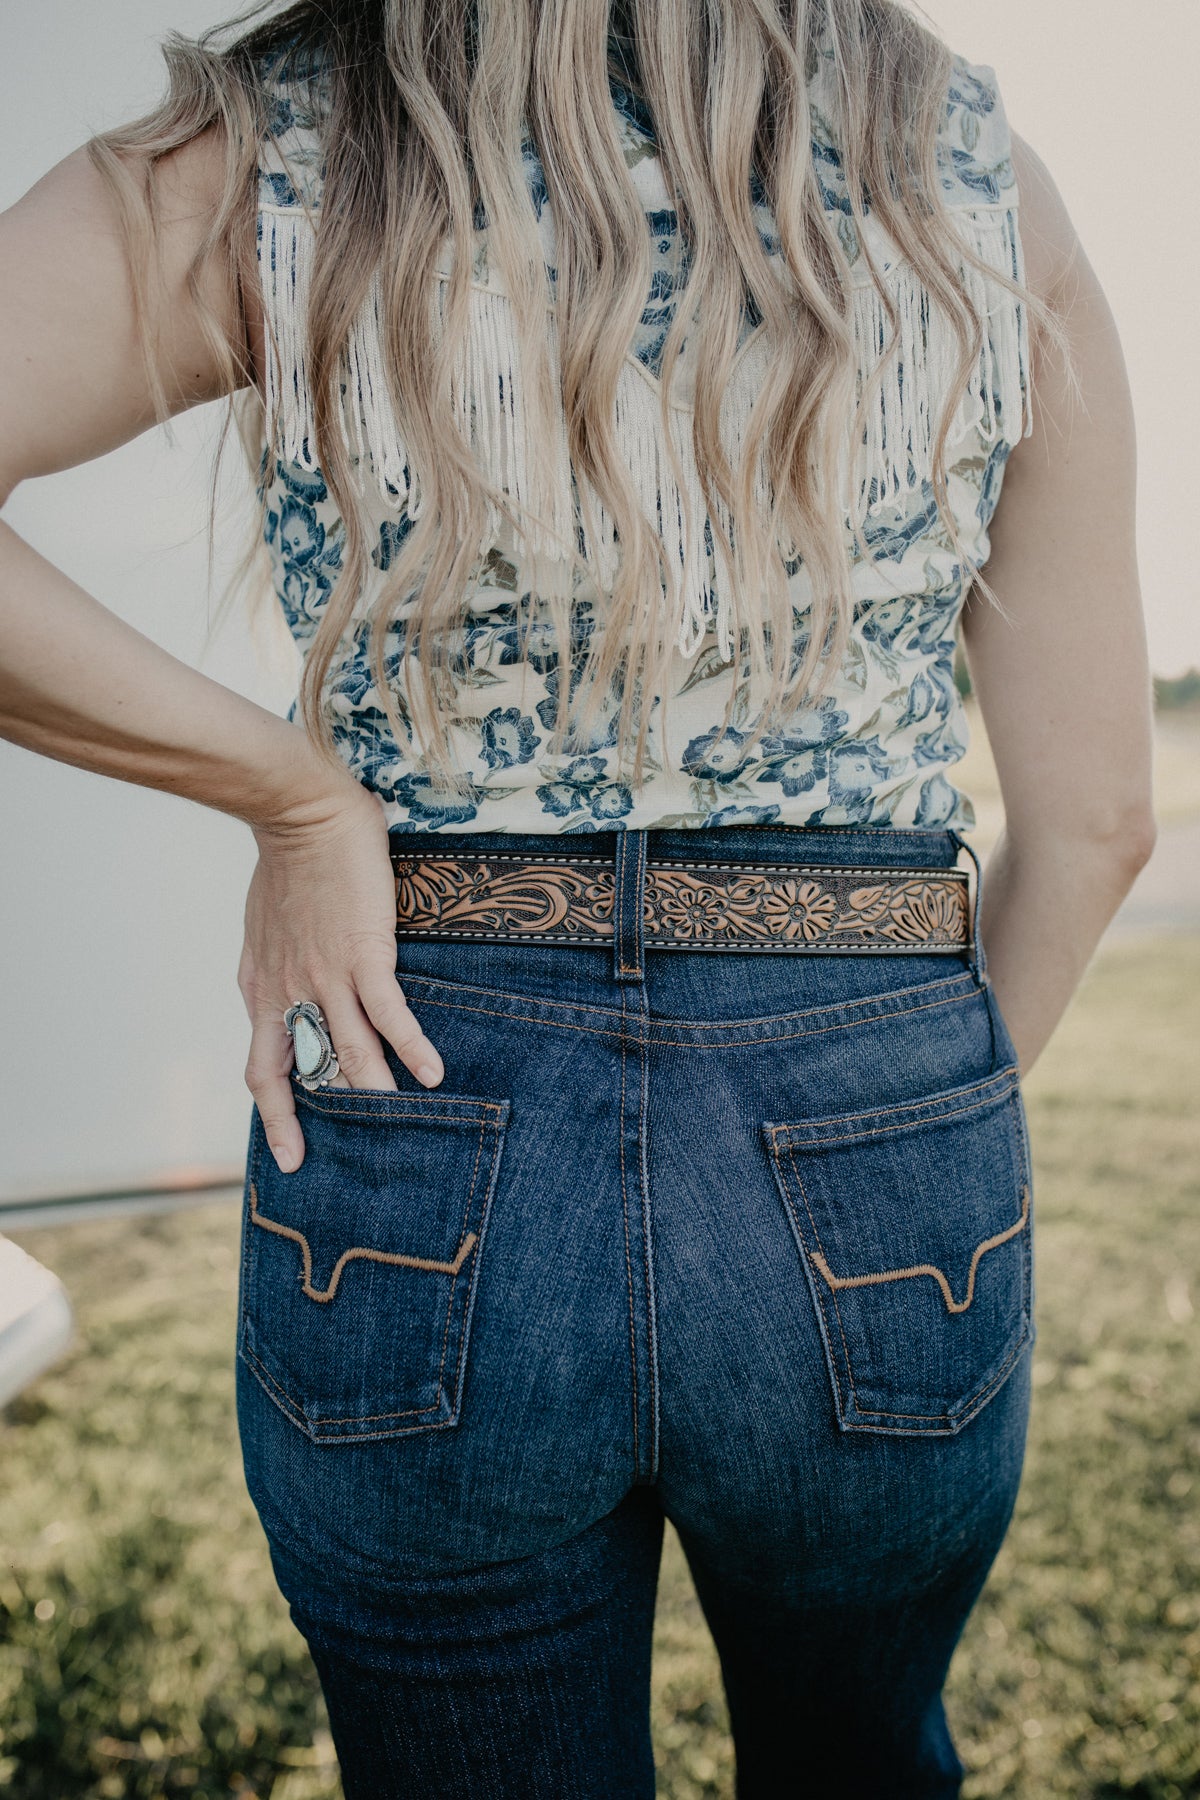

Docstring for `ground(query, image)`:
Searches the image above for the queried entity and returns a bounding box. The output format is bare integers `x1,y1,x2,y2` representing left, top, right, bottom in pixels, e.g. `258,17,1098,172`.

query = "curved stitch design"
247,1181,478,1304
397,965,974,1029
809,1185,1030,1316
400,981,980,1051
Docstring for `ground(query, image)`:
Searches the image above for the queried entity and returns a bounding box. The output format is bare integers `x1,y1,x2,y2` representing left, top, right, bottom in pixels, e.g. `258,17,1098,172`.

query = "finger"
246,1014,305,1173
320,990,400,1092
357,969,444,1088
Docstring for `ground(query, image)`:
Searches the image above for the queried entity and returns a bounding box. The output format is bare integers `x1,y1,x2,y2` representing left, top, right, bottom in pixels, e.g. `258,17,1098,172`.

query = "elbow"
1077,796,1158,878
1120,804,1158,874
1011,791,1158,879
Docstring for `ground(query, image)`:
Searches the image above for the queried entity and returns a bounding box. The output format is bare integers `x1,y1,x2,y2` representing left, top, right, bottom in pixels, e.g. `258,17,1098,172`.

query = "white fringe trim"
258,201,1029,663
848,206,1030,516
449,281,575,566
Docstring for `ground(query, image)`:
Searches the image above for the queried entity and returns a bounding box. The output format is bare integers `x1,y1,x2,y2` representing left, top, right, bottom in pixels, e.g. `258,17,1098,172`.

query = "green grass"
2,934,1198,1799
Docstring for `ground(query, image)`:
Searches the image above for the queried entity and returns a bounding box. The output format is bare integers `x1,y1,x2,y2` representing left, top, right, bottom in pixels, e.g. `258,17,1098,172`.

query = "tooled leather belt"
390,850,970,955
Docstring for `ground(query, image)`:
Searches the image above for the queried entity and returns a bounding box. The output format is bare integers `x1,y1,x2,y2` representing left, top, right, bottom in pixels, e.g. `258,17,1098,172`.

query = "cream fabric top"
253,36,1030,835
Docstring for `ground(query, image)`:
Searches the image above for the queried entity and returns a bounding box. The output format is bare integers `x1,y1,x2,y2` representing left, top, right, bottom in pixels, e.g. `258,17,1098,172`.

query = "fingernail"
416,1062,443,1088
273,1144,299,1173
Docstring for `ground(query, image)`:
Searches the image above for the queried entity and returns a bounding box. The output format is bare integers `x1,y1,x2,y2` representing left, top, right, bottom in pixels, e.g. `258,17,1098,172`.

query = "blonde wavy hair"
89,0,1057,796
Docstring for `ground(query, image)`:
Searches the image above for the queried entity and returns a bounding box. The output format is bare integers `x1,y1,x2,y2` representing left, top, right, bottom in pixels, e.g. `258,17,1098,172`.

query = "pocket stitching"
783,1149,856,1422
827,1325,1031,1432
239,1107,503,1432
247,1179,479,1301
240,1338,447,1429
769,1087,1032,1428
292,1083,506,1122
808,1183,1031,1316
767,1066,1018,1146
431,1108,491,1421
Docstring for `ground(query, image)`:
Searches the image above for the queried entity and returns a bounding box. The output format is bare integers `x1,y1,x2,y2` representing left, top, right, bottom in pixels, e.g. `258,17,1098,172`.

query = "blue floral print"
896,671,942,731
479,707,540,771
590,785,635,821
861,486,944,565
913,772,963,827
912,716,968,768
825,740,896,817
976,439,1012,527
278,496,325,567
253,33,1027,836
535,781,588,820
946,65,998,121
638,207,692,376
260,169,300,209
533,663,642,752
484,600,596,673
391,773,481,831
681,727,755,784
261,458,345,639
374,517,413,572
756,746,826,799
536,756,634,824
707,802,783,829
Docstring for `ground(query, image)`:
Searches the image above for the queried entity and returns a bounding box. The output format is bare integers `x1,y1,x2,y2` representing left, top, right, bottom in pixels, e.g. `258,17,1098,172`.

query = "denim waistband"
387,821,966,874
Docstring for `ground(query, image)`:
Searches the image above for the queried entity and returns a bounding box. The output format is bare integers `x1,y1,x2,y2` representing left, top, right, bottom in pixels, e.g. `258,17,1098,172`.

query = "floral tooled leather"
391,854,969,952
393,856,615,940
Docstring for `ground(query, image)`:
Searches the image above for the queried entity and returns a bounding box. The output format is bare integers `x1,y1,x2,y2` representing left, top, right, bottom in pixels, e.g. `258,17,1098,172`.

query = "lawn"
2,932,1198,1799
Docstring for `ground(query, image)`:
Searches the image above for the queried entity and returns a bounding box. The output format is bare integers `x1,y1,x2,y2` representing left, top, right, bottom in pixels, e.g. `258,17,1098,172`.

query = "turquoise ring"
283,1000,341,1091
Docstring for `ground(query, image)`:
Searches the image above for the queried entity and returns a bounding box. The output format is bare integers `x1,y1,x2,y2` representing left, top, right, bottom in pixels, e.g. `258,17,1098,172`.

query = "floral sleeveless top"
253,37,1029,835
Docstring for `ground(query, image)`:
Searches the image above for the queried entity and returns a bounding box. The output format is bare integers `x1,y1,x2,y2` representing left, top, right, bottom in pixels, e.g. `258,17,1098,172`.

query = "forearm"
978,823,1154,1074
0,515,361,835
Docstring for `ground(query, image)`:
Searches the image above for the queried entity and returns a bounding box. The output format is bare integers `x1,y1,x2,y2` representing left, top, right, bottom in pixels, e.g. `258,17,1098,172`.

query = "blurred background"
1,3,1197,1797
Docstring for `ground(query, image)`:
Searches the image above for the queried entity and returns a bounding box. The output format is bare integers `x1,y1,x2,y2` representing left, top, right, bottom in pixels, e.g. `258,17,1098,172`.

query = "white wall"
0,4,299,1196
913,0,1200,688
1,2,1195,1195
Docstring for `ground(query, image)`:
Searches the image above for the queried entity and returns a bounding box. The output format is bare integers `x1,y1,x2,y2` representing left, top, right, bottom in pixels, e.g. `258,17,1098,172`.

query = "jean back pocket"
239,1080,510,1444
764,1066,1032,1437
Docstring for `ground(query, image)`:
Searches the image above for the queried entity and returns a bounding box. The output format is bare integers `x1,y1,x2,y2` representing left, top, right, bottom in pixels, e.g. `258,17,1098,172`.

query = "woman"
0,1,1155,1794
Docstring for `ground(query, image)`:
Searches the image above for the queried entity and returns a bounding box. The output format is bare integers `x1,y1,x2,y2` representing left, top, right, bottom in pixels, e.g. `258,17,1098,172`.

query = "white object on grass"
0,1235,73,1409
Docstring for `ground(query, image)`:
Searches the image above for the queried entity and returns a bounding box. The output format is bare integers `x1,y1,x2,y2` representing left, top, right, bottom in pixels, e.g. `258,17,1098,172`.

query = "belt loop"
613,828,647,984
948,828,988,984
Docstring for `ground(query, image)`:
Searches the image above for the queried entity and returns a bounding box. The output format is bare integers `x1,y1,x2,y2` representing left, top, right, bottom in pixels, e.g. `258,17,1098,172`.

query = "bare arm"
0,131,445,1166
0,130,325,827
962,130,1157,1072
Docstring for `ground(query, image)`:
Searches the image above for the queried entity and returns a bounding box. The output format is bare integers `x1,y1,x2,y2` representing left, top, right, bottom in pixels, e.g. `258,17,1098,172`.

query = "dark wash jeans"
236,821,1036,1798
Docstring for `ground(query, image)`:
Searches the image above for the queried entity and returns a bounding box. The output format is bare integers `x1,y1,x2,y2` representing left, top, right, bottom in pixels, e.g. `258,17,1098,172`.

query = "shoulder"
937,55,1083,312
937,53,1018,210
1008,129,1084,312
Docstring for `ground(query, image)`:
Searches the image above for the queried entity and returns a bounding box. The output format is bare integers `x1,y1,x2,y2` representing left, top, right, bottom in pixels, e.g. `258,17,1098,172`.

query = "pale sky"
1,1,1197,1196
